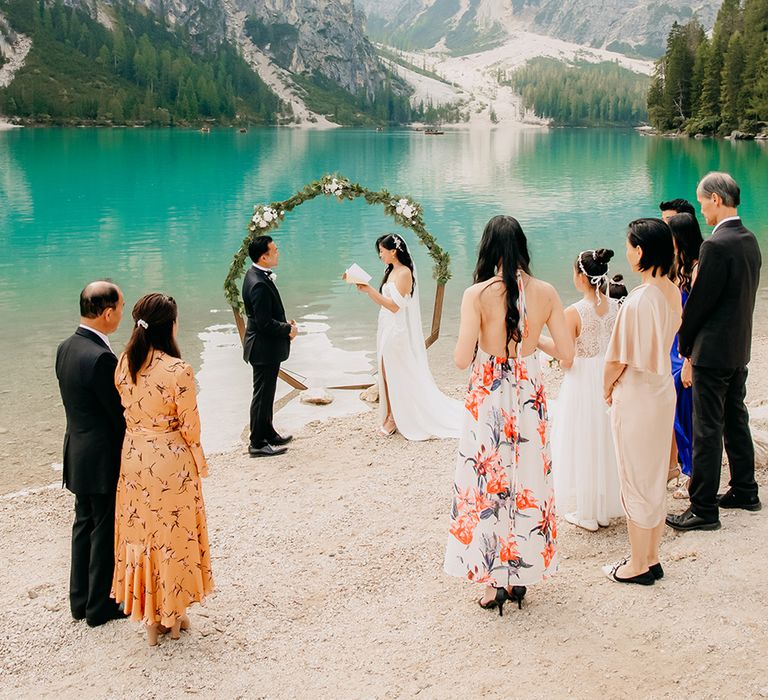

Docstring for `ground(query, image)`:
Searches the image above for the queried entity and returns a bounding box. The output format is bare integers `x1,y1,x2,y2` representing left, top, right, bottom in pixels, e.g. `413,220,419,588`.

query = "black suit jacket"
55,327,126,495
242,266,292,365
679,219,761,368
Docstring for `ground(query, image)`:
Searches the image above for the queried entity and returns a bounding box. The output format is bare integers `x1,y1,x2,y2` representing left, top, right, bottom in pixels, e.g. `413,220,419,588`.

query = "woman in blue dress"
667,213,703,498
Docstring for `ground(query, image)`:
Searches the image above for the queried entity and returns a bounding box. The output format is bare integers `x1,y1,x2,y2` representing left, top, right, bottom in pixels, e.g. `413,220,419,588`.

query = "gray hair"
697,172,741,207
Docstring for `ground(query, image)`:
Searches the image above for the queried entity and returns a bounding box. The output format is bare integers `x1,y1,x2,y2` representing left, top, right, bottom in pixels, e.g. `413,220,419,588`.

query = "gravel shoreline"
1,339,766,698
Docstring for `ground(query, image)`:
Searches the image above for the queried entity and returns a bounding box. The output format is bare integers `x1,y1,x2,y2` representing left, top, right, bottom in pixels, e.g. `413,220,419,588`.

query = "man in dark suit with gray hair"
56,281,126,625
667,172,762,532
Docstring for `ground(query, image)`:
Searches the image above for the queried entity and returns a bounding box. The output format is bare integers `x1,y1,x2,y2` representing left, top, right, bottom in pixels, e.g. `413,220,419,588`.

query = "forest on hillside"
0,0,280,125
502,59,649,127
647,0,768,134
0,0,426,127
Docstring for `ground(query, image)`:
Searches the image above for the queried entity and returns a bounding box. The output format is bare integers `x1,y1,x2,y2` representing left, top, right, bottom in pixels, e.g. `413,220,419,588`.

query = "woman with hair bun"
548,248,623,532
112,293,213,646
603,219,681,586
608,274,628,301
353,234,462,440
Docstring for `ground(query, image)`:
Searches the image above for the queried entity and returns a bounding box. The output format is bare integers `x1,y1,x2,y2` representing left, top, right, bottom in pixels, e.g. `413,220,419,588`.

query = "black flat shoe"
248,444,288,458
270,434,293,446
478,587,510,617
665,508,721,532
717,489,762,511
649,562,664,580
602,558,655,586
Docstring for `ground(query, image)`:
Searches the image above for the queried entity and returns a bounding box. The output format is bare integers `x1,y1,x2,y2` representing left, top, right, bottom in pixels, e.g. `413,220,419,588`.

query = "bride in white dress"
353,234,462,440
542,249,624,531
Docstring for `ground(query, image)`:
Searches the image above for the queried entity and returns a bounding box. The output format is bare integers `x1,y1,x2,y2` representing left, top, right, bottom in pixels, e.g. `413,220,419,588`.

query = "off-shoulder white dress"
377,281,462,440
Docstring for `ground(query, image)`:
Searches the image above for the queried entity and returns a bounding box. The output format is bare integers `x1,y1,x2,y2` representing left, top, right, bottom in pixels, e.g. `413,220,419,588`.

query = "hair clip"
137,319,149,329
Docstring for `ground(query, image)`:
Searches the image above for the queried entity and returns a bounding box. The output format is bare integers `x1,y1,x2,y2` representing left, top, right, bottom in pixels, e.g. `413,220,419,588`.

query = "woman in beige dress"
112,293,213,645
603,219,681,585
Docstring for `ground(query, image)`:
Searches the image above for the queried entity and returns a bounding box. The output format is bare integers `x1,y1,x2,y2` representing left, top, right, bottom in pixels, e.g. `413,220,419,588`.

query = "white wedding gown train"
377,281,462,440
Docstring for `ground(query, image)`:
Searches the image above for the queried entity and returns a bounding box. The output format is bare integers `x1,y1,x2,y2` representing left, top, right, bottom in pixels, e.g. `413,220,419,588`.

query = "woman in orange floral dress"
112,293,213,646
445,216,573,615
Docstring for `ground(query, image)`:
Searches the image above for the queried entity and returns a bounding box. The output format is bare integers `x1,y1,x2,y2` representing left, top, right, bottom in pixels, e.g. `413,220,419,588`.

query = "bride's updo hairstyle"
376,233,415,294
627,218,674,277
574,248,614,294
474,215,529,351
124,293,181,383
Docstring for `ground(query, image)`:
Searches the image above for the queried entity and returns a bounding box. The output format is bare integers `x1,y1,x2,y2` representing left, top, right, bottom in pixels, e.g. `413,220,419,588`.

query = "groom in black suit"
55,281,126,625
243,236,297,457
667,172,762,532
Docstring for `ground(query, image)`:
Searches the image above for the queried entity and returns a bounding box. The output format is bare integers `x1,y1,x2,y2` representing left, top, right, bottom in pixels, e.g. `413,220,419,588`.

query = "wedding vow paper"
344,263,372,285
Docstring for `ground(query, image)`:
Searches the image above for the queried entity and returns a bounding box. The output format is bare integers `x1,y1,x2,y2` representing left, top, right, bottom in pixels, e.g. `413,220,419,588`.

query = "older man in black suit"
243,236,298,458
55,281,126,625
667,172,762,532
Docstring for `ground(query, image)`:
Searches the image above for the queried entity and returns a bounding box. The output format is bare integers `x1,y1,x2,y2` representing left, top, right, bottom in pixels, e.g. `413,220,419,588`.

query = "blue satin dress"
670,288,693,476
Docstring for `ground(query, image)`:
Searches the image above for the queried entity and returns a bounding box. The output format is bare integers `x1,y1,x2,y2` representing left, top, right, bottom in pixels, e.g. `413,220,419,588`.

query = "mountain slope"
0,0,408,126
360,0,721,57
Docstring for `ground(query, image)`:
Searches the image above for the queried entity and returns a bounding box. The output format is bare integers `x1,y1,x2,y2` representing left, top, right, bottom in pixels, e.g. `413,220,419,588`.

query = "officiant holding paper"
242,236,298,458
351,234,462,440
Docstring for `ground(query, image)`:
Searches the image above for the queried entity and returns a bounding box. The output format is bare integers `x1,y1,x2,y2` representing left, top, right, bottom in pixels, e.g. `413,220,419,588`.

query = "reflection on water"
0,127,766,490
196,317,373,455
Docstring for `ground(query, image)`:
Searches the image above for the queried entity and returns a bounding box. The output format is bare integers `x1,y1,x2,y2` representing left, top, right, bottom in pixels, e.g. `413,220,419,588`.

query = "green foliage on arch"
224,174,451,311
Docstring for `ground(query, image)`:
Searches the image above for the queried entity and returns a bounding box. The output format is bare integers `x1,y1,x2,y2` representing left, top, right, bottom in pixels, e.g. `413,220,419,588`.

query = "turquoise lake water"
1,126,767,489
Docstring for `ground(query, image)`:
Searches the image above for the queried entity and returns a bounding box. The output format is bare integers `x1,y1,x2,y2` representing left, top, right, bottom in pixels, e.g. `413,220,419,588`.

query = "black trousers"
689,365,758,520
70,493,121,622
250,362,280,447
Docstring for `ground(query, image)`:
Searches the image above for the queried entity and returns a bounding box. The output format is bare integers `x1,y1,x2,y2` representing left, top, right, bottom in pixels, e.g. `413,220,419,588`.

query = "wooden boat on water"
200,126,211,133
424,127,444,135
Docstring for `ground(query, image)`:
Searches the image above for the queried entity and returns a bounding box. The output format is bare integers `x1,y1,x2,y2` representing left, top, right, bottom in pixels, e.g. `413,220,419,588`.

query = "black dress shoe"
602,558,655,585
649,562,664,580
269,434,293,446
86,604,125,627
717,489,762,511
248,444,287,458
665,508,721,532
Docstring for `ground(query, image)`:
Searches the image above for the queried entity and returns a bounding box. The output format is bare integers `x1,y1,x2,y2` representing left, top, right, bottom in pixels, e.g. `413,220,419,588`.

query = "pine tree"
698,0,742,124
720,31,746,131
750,44,768,120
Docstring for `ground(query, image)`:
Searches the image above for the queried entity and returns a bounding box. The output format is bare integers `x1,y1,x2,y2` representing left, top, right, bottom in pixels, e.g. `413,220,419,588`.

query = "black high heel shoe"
509,585,527,609
478,587,510,617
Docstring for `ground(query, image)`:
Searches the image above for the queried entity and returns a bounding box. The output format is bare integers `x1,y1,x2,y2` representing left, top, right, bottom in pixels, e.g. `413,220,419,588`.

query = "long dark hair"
376,234,415,294
473,215,529,351
667,213,703,293
124,293,181,383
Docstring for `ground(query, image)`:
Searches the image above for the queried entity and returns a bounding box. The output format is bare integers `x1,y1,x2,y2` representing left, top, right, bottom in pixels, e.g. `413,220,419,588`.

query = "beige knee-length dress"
605,284,681,529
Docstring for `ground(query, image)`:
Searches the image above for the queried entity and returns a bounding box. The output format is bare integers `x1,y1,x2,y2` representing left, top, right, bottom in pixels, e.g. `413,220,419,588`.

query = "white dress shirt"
79,323,113,352
253,263,276,281
712,216,741,236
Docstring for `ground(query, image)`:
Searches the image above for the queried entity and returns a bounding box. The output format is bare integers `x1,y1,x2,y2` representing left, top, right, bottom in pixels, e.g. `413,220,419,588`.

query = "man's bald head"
80,281,121,319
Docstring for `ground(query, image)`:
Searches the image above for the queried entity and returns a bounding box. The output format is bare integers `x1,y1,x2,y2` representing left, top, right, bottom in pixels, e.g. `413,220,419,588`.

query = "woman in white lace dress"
354,234,462,440
544,249,624,531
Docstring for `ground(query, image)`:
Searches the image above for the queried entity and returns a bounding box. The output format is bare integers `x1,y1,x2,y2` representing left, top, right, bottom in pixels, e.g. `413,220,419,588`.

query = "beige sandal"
170,614,190,640
672,477,690,500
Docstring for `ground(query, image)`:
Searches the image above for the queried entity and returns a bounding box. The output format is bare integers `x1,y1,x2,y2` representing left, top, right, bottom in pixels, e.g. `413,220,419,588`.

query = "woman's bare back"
474,273,558,358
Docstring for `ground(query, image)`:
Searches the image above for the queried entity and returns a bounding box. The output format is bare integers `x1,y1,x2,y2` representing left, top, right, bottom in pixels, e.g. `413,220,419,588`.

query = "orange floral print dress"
112,351,213,627
444,273,557,588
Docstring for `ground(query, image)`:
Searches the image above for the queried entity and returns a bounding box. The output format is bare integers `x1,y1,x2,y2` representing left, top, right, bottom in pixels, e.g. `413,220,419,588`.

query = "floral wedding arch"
224,174,452,391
